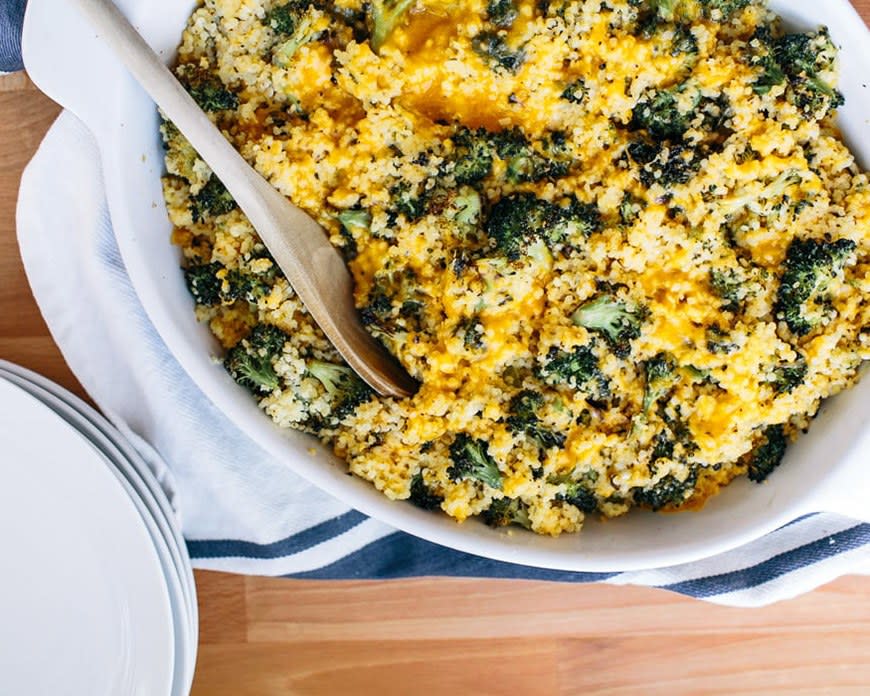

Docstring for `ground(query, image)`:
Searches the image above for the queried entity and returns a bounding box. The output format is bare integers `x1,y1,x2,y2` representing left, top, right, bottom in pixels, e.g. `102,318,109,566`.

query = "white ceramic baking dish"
22,0,870,571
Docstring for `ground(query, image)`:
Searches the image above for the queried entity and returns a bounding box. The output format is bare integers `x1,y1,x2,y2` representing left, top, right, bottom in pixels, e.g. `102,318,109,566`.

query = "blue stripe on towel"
186,510,368,559
661,523,870,598
187,520,870,592
288,532,618,583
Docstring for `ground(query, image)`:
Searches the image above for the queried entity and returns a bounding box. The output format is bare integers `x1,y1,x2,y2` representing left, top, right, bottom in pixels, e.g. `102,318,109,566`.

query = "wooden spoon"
71,0,417,398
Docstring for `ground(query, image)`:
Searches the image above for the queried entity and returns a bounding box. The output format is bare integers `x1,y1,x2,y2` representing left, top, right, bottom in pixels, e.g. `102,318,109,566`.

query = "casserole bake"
22,0,870,568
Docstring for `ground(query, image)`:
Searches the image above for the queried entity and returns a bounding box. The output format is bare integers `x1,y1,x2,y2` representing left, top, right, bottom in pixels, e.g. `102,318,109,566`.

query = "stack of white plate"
0,360,197,695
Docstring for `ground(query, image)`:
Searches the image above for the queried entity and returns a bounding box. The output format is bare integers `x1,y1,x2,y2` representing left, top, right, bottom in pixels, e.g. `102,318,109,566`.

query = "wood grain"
2,3,869,694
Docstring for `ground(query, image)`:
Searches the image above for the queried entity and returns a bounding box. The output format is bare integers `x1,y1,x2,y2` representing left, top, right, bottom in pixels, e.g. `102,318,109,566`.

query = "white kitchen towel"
15,110,870,607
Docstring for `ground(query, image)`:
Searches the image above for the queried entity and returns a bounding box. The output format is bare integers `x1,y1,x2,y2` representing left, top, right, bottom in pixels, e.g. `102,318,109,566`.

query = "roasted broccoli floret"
175,64,239,112
336,208,370,259
627,140,704,188
506,390,566,450
484,193,553,259
633,468,697,510
359,264,427,351
472,31,526,73
448,187,482,227
774,237,856,336
369,0,415,53
746,424,787,482
561,78,588,104
337,208,371,242
183,261,273,306
390,181,482,231
539,346,610,401
482,497,532,529
646,0,679,22
485,193,598,260
487,0,518,28
650,429,675,462
184,262,223,305
698,0,751,19
619,192,645,225
641,353,678,414
769,359,808,394
224,324,288,395
457,316,486,351
190,176,237,222
550,472,599,513
448,434,503,489
723,169,802,217
570,294,645,358
408,472,443,510
630,85,699,140
670,24,698,56
264,2,302,33
636,0,748,34
492,128,572,183
224,269,272,304
270,5,327,67
389,181,427,221
449,127,495,184
709,268,747,312
307,360,374,421
705,325,738,354
751,27,845,118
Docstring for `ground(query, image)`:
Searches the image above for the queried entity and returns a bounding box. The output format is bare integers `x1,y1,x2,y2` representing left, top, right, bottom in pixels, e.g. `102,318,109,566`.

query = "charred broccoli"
750,27,845,118
224,324,288,395
550,472,599,513
774,237,856,336
408,472,444,511
184,260,274,307
769,359,808,394
633,467,697,510
746,424,788,482
482,497,532,529
570,294,645,358
641,353,678,414
175,64,238,112
539,346,610,401
627,140,704,188
492,128,573,183
506,390,566,450
485,192,599,260
269,3,327,67
630,85,700,140
472,31,526,73
448,434,503,489
307,360,374,422
486,0,518,28
448,127,495,184
190,176,237,222
184,262,223,305
561,78,588,104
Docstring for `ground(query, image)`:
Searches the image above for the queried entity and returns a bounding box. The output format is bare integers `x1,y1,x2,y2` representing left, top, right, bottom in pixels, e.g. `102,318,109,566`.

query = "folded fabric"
15,110,870,607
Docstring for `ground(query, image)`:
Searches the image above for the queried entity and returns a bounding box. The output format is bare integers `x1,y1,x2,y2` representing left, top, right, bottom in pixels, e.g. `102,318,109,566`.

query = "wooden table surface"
3,6,870,690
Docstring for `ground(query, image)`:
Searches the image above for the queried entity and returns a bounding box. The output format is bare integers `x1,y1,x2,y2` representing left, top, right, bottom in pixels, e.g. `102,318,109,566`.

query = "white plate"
0,378,174,696
21,0,870,571
0,362,198,645
0,367,196,696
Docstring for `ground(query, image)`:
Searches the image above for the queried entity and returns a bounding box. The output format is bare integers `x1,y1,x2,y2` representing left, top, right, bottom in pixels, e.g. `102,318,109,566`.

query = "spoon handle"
70,0,416,397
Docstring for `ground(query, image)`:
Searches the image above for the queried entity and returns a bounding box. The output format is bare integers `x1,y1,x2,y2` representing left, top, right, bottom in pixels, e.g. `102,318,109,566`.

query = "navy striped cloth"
10,16,869,607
